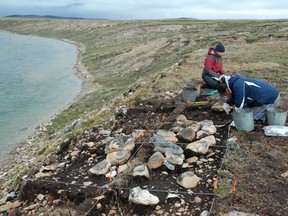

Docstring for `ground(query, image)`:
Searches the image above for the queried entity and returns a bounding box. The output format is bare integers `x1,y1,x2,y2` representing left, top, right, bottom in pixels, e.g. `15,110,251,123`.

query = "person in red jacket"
202,43,225,89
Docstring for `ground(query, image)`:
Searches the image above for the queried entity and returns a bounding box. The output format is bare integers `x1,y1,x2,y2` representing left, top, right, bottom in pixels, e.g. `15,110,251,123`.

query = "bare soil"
15,91,288,216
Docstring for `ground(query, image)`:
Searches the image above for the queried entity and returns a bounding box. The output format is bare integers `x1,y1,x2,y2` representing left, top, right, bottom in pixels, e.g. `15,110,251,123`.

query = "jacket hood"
229,74,241,83
228,74,242,93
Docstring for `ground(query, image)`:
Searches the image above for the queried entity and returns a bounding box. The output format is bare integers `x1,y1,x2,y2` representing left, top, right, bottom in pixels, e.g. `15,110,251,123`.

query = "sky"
0,0,288,20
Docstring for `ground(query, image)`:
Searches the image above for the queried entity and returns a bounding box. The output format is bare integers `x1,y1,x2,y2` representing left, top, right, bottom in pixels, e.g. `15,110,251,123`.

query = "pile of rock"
1,112,224,215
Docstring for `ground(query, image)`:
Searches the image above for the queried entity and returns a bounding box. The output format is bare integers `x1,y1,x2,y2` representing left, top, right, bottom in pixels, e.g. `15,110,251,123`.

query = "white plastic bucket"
267,108,287,126
232,109,254,131
182,87,197,102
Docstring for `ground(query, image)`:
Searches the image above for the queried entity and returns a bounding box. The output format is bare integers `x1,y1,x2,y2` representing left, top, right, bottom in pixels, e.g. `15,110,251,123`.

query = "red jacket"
202,48,224,77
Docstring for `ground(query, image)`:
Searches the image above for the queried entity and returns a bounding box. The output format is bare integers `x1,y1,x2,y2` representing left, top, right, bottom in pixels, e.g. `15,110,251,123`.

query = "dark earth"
16,91,288,216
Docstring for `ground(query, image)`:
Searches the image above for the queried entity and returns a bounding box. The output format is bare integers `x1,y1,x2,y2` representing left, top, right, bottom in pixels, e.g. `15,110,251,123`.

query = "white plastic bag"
263,125,288,136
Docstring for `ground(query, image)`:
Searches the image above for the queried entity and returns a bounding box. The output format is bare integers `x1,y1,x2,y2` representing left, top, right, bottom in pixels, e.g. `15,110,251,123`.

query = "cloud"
0,0,288,19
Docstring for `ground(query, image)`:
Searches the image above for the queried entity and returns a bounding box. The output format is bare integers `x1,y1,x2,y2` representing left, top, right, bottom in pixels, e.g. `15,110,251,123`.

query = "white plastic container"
263,125,288,136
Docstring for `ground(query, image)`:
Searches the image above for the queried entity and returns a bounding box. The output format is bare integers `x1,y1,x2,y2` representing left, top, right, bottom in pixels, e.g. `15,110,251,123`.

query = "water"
0,32,82,159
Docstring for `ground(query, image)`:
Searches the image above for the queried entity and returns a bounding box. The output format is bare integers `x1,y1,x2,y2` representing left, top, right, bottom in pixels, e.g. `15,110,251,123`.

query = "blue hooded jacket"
225,74,279,109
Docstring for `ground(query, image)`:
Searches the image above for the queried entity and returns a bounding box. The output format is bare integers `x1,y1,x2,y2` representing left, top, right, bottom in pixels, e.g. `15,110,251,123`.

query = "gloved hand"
223,103,231,114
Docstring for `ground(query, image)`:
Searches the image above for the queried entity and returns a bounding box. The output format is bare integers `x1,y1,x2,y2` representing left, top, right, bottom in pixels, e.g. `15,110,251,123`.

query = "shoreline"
0,36,95,168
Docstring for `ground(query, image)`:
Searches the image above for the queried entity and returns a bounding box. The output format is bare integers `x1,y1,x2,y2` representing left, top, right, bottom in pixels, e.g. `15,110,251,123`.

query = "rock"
105,170,117,180
164,160,175,170
89,159,111,175
186,135,216,154
165,152,184,165
85,142,95,148
117,164,128,174
106,149,131,165
0,191,15,203
176,171,201,188
132,164,150,178
200,120,217,135
35,172,51,179
194,196,202,203
196,130,209,139
129,186,159,205
42,163,59,171
0,200,22,213
166,193,180,199
146,151,165,170
132,129,145,138
36,194,45,201
70,150,80,157
115,106,128,116
52,199,62,206
224,211,259,216
23,203,40,211
149,134,183,155
189,121,202,132
186,156,198,164
200,210,209,216
157,129,178,143
83,181,93,186
176,114,187,123
49,208,77,216
281,170,288,178
105,134,135,154
99,130,111,137
177,127,196,142
211,103,224,112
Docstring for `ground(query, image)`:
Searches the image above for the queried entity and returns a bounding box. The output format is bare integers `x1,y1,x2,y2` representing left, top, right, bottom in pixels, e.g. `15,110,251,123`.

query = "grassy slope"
0,17,287,190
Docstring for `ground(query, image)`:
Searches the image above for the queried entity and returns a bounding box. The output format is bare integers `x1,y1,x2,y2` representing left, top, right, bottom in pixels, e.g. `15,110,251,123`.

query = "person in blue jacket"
217,74,281,120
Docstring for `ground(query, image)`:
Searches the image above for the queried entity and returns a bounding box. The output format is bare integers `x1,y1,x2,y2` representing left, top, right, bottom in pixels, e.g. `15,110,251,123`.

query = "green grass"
1,18,287,136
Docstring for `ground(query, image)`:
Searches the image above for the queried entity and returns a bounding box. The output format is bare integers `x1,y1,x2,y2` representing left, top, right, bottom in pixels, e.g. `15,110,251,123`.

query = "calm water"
0,32,82,159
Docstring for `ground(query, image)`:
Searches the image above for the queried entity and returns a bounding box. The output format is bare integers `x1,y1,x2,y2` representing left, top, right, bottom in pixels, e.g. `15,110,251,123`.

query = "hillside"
0,18,287,215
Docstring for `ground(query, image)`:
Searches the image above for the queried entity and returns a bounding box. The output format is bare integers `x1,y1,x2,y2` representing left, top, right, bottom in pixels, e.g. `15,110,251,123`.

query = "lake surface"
0,31,82,159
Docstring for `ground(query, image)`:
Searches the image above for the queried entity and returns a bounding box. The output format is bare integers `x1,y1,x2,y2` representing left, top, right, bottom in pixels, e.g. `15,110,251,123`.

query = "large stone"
186,135,216,154
117,164,128,174
189,121,202,132
165,152,184,165
132,164,150,178
105,134,135,154
186,156,198,164
211,103,224,112
176,114,187,123
146,151,165,170
0,201,22,213
176,171,201,188
196,130,209,139
200,120,217,135
156,129,178,143
177,127,196,142
129,187,159,205
224,211,259,216
89,159,111,175
106,149,131,165
149,134,183,155
164,160,175,170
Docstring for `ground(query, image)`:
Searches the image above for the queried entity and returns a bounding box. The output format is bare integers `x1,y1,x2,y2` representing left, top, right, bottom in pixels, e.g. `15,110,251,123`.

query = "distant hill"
4,15,197,20
5,15,87,20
